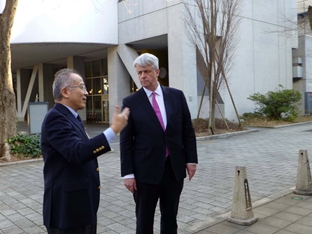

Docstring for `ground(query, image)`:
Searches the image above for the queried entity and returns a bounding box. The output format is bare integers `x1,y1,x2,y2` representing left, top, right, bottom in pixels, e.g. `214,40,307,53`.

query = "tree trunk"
0,0,19,160
308,5,312,30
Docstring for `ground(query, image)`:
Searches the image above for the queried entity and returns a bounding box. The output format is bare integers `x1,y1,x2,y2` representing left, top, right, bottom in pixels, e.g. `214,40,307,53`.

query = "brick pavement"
1,122,312,233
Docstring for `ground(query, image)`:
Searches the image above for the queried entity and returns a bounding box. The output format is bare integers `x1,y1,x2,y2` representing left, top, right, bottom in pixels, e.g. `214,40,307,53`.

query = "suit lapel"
162,86,173,130
137,88,164,131
54,103,89,139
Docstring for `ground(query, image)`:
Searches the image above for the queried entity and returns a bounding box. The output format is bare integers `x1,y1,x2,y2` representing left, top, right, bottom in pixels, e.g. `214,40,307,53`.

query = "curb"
196,129,259,141
0,158,43,167
245,120,312,129
190,186,295,233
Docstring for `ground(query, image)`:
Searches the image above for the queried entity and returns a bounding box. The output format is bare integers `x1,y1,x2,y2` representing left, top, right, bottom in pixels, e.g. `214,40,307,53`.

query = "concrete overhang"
10,42,113,72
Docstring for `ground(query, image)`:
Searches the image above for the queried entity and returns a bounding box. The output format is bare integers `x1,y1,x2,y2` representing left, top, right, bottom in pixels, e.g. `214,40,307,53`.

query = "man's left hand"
186,164,196,181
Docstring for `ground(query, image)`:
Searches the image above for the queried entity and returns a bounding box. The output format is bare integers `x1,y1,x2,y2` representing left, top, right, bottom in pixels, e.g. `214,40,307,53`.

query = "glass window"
93,78,102,94
94,96,101,122
101,58,108,76
86,96,93,114
85,79,92,95
103,77,109,94
85,62,92,78
92,60,101,77
84,58,110,123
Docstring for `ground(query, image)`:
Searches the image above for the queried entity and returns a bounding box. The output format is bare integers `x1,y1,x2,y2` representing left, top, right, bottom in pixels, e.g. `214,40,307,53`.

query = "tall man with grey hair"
41,68,129,234
120,53,198,233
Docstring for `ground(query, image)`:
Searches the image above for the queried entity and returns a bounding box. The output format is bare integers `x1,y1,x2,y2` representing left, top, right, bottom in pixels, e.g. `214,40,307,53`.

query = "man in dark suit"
41,68,129,234
120,53,198,234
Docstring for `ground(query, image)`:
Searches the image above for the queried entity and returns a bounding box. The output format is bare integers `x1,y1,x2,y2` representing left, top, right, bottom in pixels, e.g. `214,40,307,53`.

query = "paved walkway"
1,122,312,233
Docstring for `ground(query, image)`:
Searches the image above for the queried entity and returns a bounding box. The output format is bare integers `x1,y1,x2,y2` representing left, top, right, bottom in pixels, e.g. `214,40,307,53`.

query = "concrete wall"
11,0,118,44
118,0,298,121
221,0,298,120
118,0,197,119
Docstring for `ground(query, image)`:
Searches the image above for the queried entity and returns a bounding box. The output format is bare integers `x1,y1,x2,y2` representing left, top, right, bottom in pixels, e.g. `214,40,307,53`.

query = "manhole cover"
291,197,303,200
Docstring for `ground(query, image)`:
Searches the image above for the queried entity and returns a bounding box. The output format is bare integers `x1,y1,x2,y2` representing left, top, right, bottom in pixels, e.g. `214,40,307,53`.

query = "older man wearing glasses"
40,68,130,234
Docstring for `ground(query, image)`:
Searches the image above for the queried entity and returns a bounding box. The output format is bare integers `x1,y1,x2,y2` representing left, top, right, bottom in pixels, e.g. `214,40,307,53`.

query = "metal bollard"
293,149,312,195
228,166,258,225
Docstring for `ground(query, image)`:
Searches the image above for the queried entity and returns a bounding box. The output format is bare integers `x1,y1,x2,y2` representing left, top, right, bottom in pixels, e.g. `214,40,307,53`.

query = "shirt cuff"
122,174,135,179
103,128,116,143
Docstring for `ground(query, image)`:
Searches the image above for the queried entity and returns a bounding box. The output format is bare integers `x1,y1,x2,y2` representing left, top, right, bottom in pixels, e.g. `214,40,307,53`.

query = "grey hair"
53,68,81,101
133,53,159,70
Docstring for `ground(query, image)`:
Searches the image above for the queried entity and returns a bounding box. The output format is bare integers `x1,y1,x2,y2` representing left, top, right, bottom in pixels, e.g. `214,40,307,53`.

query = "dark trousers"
133,157,184,234
46,222,97,234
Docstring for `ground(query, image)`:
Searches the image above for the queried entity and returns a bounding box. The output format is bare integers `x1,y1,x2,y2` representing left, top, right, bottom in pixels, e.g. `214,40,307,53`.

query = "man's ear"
61,87,70,99
155,69,160,77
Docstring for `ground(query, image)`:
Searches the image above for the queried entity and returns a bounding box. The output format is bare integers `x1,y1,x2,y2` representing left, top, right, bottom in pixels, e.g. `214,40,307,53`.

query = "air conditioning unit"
293,57,302,65
293,66,303,78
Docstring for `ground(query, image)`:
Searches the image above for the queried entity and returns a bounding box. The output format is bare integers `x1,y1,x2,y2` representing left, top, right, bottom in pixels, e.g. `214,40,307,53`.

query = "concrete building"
293,0,312,115
8,0,298,124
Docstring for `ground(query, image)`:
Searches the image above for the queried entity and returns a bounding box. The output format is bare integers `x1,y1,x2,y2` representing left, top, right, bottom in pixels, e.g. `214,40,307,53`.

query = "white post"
228,166,258,226
293,150,312,195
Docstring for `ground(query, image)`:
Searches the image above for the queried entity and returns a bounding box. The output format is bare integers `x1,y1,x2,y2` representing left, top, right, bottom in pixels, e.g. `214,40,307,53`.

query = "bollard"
293,149,312,195
228,166,258,225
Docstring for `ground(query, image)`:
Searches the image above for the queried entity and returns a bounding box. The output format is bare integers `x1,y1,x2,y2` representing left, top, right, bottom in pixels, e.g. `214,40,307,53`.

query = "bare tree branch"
184,0,242,132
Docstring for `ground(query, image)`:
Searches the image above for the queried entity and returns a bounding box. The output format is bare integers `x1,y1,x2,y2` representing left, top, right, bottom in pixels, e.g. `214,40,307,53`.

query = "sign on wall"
28,102,49,134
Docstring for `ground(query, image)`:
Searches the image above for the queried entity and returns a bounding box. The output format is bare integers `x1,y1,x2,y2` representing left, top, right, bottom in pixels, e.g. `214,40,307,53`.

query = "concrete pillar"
167,4,197,119
293,149,312,195
16,69,23,121
228,166,258,226
38,64,44,102
16,69,37,121
42,64,54,109
107,46,130,123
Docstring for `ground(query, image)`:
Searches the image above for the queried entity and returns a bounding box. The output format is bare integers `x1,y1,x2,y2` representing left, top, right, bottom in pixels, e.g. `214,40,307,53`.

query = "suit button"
93,150,96,154
98,186,101,189
96,168,99,172
101,146,105,150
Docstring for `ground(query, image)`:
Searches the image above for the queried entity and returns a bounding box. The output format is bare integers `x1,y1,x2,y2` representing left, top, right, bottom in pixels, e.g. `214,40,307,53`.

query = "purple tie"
152,92,165,130
152,92,169,157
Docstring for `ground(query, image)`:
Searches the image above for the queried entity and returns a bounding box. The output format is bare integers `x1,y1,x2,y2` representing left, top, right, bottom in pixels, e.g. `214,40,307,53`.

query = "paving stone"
272,211,303,222
243,222,279,234
283,206,312,216
284,223,312,234
257,216,292,229
2,122,312,233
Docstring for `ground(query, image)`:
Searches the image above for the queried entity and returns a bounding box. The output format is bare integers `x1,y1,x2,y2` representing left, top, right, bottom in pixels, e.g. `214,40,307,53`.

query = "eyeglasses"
67,84,87,91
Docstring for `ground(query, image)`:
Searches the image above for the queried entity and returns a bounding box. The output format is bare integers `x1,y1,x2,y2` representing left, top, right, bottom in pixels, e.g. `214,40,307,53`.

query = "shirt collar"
61,104,78,118
143,82,163,97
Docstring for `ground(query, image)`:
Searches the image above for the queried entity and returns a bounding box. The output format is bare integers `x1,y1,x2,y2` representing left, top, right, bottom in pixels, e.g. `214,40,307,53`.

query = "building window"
85,58,109,123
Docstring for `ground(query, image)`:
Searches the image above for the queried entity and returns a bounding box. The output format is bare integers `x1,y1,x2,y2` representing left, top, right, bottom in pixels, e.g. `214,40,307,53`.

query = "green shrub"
7,133,42,158
247,85,301,121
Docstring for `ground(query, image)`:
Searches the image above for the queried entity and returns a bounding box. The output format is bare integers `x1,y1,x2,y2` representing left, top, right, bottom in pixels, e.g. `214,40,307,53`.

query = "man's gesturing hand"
111,105,130,134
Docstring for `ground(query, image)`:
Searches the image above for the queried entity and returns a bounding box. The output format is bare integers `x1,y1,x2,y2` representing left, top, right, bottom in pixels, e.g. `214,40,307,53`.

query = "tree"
308,5,312,30
184,0,242,134
0,0,19,160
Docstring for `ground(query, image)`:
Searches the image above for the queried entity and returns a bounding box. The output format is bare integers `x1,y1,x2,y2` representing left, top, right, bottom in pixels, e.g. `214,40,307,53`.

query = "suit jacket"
120,86,198,184
41,103,111,229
